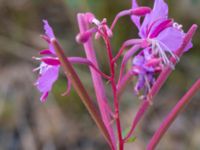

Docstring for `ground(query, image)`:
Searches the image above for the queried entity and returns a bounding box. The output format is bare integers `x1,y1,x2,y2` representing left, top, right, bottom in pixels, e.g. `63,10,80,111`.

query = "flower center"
149,39,179,69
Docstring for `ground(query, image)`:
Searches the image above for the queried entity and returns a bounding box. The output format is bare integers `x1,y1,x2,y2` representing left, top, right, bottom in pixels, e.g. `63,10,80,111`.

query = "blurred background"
0,0,200,150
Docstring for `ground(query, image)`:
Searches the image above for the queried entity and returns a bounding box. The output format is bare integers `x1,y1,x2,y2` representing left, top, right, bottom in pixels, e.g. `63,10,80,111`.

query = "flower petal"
132,53,145,66
41,57,60,66
140,0,168,38
157,27,192,52
149,19,173,38
40,49,53,55
134,74,145,92
36,65,59,102
43,20,56,54
43,20,55,39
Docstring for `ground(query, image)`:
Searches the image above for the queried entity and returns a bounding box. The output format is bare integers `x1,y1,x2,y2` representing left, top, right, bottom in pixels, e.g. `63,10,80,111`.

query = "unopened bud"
130,7,151,16
76,31,92,43
145,58,162,67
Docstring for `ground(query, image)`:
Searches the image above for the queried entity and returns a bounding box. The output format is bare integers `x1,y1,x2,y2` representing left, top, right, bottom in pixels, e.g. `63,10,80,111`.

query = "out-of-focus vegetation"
0,0,199,149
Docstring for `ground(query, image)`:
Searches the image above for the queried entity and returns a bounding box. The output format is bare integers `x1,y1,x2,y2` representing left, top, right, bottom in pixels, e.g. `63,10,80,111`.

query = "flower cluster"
130,0,192,97
33,0,197,150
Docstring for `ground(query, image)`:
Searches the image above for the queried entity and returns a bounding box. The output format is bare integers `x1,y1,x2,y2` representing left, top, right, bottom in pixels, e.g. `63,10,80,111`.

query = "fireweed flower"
129,0,193,96
34,20,61,102
35,20,111,102
131,0,192,67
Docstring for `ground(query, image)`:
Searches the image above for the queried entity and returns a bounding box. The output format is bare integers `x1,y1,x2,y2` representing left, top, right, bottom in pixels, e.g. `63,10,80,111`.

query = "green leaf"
126,136,136,143
122,128,137,143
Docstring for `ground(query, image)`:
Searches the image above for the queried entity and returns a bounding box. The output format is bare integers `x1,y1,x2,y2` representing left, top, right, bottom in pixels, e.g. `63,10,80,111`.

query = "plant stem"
51,38,113,149
124,100,149,142
102,30,124,150
77,13,116,150
107,42,124,150
147,79,200,150
124,24,198,141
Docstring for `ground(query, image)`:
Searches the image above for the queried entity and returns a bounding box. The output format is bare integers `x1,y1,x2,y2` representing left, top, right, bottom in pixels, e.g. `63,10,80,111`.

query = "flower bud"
76,31,91,43
130,7,151,16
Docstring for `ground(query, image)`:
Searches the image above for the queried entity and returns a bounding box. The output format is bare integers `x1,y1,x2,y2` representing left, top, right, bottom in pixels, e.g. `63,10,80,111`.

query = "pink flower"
129,0,193,97
131,0,192,67
34,20,109,102
34,20,60,102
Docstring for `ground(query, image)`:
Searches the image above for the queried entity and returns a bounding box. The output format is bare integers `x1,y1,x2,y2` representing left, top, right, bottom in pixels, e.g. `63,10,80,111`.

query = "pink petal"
36,65,59,101
140,0,168,38
43,20,55,39
43,20,56,54
157,27,192,52
41,57,60,66
40,49,53,55
149,19,172,38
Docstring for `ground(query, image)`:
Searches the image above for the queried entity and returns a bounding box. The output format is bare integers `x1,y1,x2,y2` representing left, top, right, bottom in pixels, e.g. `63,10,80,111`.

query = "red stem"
112,39,143,63
103,33,124,150
147,79,200,150
123,100,150,142
51,38,113,148
110,9,130,31
77,13,116,150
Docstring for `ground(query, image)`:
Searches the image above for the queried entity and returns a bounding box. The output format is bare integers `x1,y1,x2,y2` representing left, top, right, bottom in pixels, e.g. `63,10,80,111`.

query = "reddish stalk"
147,79,200,150
111,9,131,31
41,56,110,80
112,39,143,63
123,24,198,141
51,38,113,148
77,13,116,150
110,7,151,31
103,32,124,150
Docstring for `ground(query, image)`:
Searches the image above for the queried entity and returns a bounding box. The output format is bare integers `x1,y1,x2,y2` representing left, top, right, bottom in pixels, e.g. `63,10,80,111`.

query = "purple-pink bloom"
34,20,60,102
35,20,108,102
35,63,59,102
43,20,56,54
132,48,162,96
131,0,192,66
129,0,193,97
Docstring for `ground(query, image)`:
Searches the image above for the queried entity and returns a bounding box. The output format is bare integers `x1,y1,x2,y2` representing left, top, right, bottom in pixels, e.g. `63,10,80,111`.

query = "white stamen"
173,22,184,32
150,39,178,69
156,42,174,68
32,56,41,60
158,41,180,62
38,62,52,74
